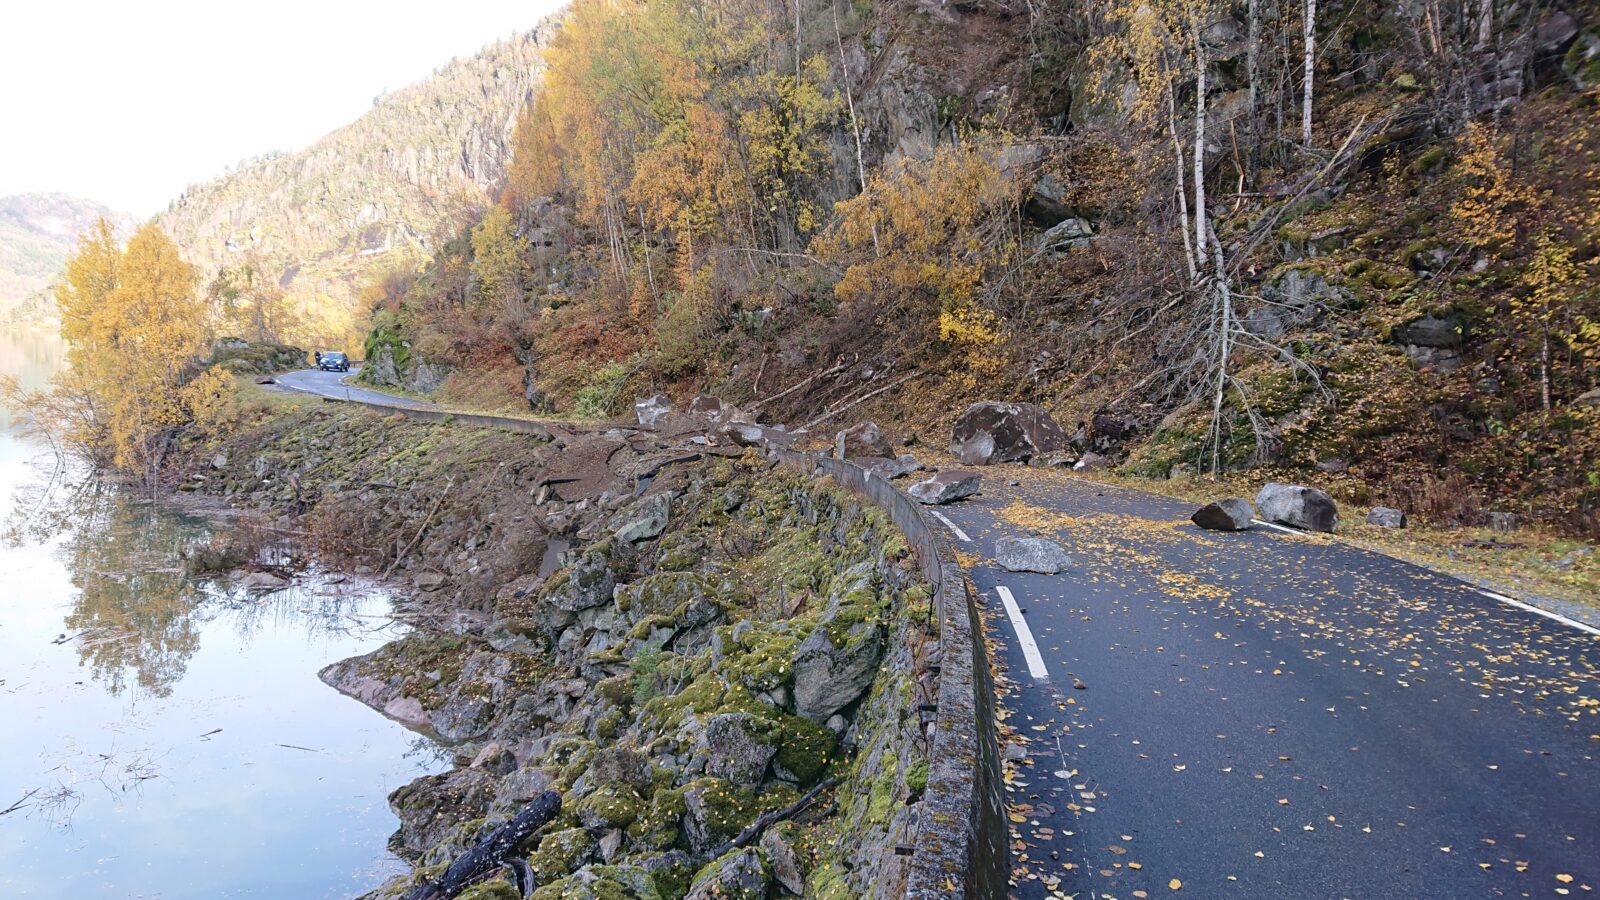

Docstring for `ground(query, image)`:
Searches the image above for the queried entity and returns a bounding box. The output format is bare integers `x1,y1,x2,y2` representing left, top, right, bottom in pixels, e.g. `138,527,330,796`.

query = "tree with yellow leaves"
50,220,217,482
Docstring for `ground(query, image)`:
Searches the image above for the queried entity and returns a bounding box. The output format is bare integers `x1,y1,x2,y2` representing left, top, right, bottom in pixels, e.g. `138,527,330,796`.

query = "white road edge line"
1250,517,1302,536
995,585,1050,682
929,510,971,542
1251,519,1598,638
1478,589,1600,638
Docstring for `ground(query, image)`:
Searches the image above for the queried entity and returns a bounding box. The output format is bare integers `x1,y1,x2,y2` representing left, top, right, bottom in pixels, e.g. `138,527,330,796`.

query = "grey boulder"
1366,506,1407,529
687,848,771,900
908,470,981,505
1192,499,1255,531
836,420,893,459
994,537,1073,574
634,393,672,427
1255,483,1340,532
792,579,884,722
613,493,672,543
949,401,1068,465
703,713,776,786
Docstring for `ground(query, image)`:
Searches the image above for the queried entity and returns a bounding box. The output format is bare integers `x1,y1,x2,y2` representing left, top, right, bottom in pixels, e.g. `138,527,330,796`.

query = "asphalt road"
933,468,1598,899
273,366,434,409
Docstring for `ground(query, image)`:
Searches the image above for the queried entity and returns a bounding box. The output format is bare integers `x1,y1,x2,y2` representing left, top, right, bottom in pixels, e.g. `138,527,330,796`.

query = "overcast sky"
0,0,564,217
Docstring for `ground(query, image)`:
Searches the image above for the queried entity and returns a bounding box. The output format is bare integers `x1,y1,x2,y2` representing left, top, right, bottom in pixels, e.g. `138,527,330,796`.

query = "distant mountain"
0,193,139,324
157,29,549,334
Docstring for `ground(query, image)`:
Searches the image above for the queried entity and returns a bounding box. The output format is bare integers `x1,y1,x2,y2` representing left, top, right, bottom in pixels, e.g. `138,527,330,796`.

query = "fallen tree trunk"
403,791,561,900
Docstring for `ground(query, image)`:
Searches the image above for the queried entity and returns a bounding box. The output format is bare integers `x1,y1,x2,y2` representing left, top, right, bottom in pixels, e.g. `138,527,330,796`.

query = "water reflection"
0,329,445,898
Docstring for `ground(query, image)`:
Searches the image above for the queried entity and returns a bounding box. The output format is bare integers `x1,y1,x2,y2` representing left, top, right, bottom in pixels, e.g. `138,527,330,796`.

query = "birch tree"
1302,0,1316,145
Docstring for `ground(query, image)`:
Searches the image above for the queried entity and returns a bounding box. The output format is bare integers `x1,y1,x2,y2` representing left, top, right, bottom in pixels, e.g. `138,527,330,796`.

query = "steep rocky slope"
157,29,550,334
181,400,940,898
0,193,137,323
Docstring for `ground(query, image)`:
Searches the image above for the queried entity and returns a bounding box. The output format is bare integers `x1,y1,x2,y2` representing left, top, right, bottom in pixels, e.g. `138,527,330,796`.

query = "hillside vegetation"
0,193,137,324
359,0,1600,539
156,30,550,349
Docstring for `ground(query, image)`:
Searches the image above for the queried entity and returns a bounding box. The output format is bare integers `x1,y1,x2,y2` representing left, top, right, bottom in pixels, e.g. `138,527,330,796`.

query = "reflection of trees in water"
6,456,401,699
60,496,209,698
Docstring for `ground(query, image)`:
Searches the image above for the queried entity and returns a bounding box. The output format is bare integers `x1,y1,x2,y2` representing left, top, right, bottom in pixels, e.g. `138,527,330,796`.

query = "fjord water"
0,327,443,897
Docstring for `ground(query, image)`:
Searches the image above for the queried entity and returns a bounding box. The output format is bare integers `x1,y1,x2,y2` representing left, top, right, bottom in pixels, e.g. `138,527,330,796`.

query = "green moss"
531,828,594,882
577,787,644,829
457,878,520,900
805,860,856,900
767,714,837,784
906,758,930,795
864,752,900,825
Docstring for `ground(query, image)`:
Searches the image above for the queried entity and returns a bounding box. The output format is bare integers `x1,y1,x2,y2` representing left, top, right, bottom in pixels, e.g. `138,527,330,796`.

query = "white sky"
0,0,565,218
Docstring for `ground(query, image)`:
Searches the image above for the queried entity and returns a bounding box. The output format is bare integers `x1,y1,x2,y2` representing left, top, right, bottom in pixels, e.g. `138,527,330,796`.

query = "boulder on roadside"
1073,451,1112,471
908,470,981,505
836,421,893,459
613,493,672,543
995,536,1074,574
634,394,672,427
855,454,924,480
688,394,747,425
1192,499,1255,531
1255,483,1340,532
949,401,1068,465
1366,506,1407,529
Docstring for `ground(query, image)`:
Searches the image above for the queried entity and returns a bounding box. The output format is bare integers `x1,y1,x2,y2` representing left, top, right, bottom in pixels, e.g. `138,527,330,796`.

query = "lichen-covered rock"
792,592,885,721
761,822,807,895
531,863,662,899
1191,498,1255,531
686,848,771,900
1255,483,1340,533
948,401,1068,465
614,493,672,543
994,536,1074,574
387,767,496,860
703,713,777,786
588,747,652,791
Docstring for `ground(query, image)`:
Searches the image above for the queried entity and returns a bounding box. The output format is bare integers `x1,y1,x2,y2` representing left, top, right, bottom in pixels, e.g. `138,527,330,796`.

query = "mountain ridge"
156,27,552,344
0,192,139,324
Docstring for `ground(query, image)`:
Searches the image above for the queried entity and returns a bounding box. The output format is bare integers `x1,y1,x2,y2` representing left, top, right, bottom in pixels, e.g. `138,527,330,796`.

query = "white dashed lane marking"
995,585,1050,682
930,510,971,542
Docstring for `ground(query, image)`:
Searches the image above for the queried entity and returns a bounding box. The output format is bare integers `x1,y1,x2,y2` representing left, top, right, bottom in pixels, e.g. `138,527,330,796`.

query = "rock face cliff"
0,193,137,322
157,29,549,318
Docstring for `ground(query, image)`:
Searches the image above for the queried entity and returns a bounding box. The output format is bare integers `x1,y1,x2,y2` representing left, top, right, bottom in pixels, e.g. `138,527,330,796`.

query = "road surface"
273,367,435,409
933,468,1598,899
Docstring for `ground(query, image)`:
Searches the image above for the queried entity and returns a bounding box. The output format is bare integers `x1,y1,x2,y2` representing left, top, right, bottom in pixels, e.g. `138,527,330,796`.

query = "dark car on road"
318,351,350,373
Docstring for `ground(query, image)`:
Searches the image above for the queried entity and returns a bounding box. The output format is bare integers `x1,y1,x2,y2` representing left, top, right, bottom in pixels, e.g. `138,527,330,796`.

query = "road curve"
273,367,435,409
934,468,1598,899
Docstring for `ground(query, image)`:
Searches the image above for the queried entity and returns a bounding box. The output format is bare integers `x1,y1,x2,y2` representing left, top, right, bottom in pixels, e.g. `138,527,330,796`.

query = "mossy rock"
576,786,645,830
532,827,596,882
457,878,521,900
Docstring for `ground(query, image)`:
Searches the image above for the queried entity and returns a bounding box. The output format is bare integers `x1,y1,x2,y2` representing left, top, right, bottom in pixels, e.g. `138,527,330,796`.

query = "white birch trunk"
1302,0,1317,145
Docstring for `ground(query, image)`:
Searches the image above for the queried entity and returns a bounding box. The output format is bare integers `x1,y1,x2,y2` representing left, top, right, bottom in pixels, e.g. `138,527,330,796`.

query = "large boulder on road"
908,470,980,505
1255,483,1339,532
995,537,1073,574
949,401,1068,465
1191,499,1254,531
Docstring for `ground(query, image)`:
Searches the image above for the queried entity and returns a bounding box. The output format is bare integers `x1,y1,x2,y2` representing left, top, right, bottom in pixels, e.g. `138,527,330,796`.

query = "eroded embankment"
188,403,943,898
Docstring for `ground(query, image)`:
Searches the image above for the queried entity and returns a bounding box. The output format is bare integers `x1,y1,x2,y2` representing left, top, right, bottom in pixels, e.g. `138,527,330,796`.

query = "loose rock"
994,536,1074,574
836,421,893,459
908,470,980,505
948,401,1068,465
634,394,672,427
1192,499,1255,531
1255,483,1340,533
1366,506,1407,529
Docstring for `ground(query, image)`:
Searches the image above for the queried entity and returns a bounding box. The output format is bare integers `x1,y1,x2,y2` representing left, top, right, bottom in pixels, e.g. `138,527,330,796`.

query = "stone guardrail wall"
317,395,1006,898
768,448,1006,900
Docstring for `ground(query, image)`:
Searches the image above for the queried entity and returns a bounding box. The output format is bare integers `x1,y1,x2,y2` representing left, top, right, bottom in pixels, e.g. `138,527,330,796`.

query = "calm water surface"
0,327,444,898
